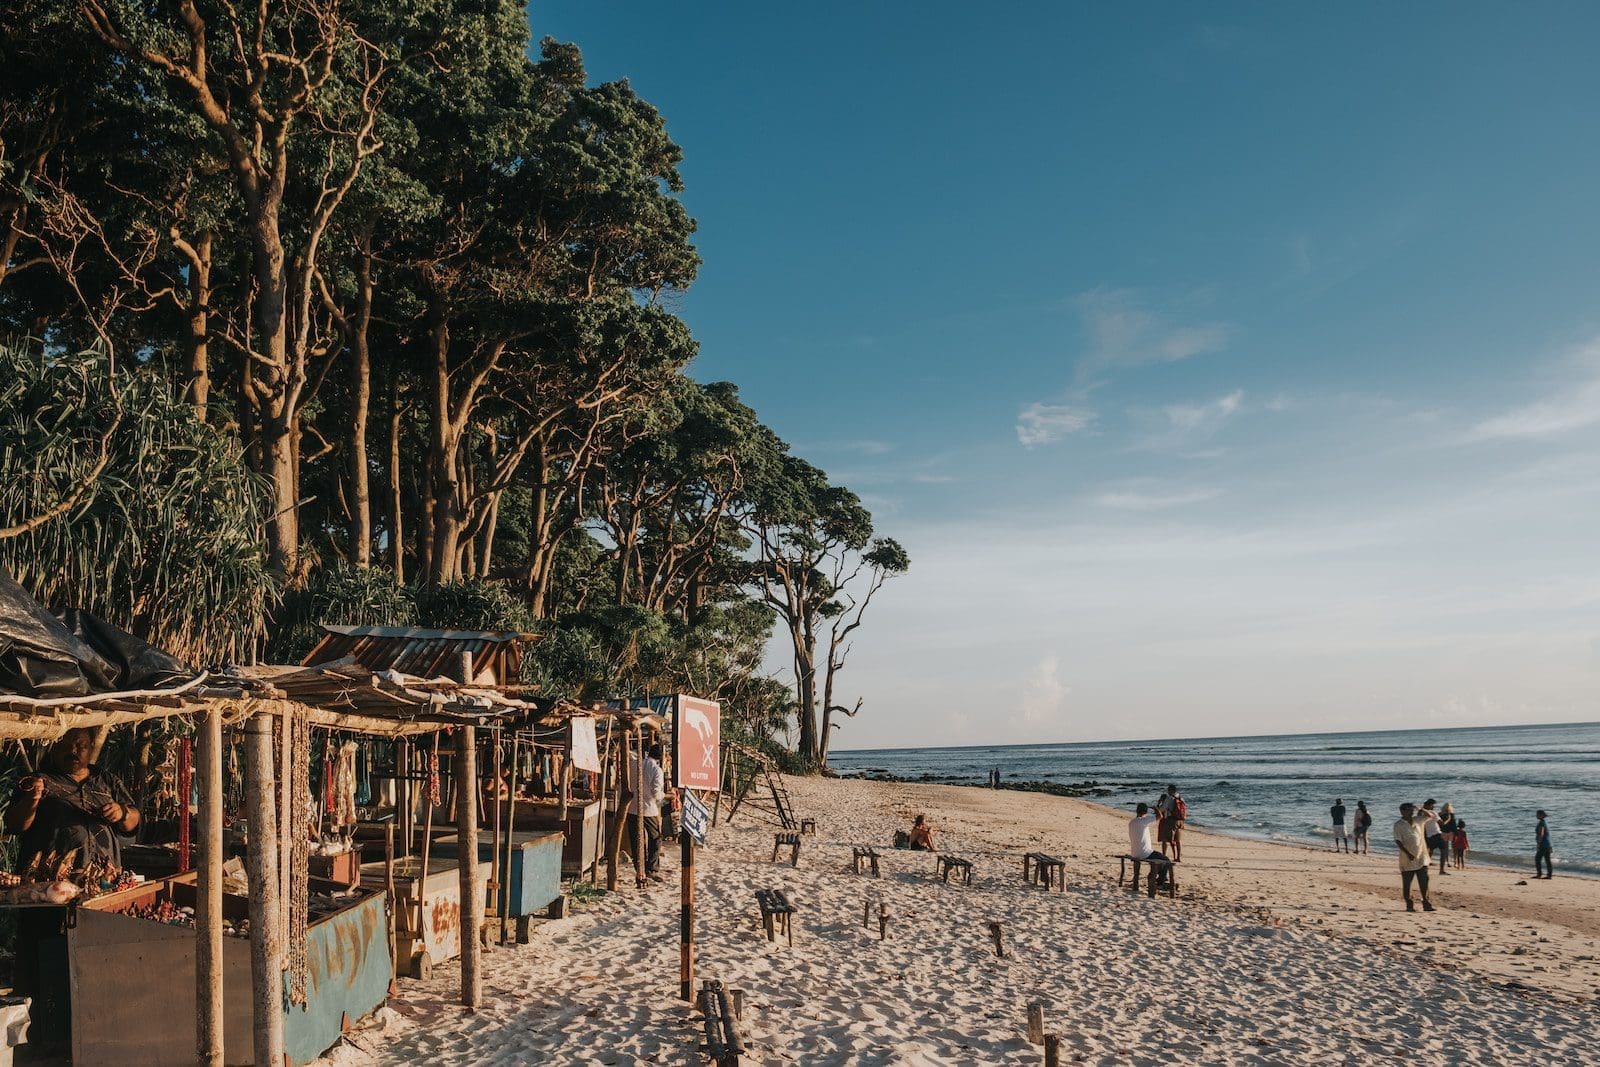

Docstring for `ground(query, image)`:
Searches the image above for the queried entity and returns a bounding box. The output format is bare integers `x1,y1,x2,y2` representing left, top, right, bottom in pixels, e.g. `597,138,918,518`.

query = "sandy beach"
324,777,1600,1065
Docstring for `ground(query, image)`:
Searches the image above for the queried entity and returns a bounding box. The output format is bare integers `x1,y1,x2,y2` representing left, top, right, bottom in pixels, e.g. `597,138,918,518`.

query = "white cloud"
1075,288,1231,378
1467,336,1600,441
1093,486,1222,511
1162,389,1244,434
1016,402,1092,447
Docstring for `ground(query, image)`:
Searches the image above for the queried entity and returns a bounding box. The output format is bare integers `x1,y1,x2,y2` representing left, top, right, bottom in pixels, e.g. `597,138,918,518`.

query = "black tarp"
0,566,193,698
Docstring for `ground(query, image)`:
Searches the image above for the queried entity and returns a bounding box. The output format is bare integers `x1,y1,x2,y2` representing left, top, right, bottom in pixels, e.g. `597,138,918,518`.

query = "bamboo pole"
500,733,518,946
489,728,502,944
195,708,224,1066
456,724,481,1008
244,714,284,1067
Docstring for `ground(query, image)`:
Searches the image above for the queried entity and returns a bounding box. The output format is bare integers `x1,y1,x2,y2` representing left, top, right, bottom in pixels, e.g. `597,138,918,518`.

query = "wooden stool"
800,818,817,835
851,845,881,877
755,888,796,945
772,832,802,867
1117,854,1178,898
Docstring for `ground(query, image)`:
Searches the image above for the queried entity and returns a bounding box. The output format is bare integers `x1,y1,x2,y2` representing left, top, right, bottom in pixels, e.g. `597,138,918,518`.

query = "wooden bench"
755,888,797,945
851,845,882,877
1117,853,1178,898
800,818,817,835
772,832,802,867
1023,851,1066,891
937,855,974,885
698,979,744,1066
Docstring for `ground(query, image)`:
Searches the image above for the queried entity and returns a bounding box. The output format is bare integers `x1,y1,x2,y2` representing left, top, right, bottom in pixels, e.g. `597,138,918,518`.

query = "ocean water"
830,721,1600,877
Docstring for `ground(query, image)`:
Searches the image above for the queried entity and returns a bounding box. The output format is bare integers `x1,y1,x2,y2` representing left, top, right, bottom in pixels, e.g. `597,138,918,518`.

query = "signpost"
674,695,720,1001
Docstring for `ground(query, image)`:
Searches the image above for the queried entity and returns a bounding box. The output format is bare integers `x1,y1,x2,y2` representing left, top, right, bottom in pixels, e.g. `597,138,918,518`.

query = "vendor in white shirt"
626,741,667,880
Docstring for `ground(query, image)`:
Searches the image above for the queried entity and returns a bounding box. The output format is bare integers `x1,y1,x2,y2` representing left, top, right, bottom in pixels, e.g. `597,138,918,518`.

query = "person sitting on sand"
1394,803,1435,913
1452,820,1469,869
1354,801,1372,855
908,814,937,851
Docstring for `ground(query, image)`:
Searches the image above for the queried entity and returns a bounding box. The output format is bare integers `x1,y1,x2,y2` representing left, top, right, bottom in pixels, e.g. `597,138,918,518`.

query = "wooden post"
278,709,292,947
988,920,1006,958
730,987,744,1021
456,724,481,1008
244,714,284,1067
605,727,631,892
632,726,645,888
177,736,192,871
500,734,517,946
1044,1034,1061,1067
397,738,412,859
1026,1002,1045,1045
878,902,889,941
679,821,694,1001
195,708,224,1066
488,728,502,946
384,820,397,978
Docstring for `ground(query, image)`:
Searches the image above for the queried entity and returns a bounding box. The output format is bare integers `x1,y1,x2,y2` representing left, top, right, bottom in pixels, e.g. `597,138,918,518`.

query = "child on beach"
1452,821,1468,869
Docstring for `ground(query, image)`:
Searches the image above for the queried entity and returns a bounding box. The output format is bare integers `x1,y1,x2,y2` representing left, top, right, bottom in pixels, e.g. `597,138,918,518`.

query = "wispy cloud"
1162,389,1245,435
1092,486,1223,511
1075,288,1231,382
1466,337,1600,442
1016,402,1093,447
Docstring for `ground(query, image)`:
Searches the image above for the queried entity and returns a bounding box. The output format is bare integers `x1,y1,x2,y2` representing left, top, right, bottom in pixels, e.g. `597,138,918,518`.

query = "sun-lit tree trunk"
347,242,374,567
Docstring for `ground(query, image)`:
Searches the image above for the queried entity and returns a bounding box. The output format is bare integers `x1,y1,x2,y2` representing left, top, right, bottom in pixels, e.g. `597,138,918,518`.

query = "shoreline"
328,774,1600,1065
839,770,1596,880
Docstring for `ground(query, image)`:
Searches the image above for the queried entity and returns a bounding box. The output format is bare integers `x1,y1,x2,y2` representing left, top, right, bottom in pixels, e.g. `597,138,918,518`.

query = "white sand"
322,777,1600,1065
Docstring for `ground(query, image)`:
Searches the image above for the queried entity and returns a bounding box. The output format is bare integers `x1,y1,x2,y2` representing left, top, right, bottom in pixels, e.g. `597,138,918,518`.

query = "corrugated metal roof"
304,626,537,684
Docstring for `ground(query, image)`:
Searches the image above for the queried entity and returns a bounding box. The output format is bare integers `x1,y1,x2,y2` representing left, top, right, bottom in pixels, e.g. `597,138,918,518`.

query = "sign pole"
680,819,694,1001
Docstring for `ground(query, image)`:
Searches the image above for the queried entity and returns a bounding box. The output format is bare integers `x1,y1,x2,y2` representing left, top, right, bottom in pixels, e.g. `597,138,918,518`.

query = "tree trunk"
182,230,213,421
388,374,405,583
347,243,374,567
426,307,464,585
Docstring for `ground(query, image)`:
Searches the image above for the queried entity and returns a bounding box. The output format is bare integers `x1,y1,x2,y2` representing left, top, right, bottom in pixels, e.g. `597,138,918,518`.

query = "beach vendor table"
428,829,563,942
67,870,391,1066
507,798,602,878
362,854,486,976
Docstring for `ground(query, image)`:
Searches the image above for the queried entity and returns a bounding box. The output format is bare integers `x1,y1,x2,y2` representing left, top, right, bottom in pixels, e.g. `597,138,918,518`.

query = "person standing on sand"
1394,803,1435,912
1436,803,1457,874
1419,799,1445,873
1156,783,1186,861
1535,810,1554,879
1330,798,1348,853
1354,801,1372,854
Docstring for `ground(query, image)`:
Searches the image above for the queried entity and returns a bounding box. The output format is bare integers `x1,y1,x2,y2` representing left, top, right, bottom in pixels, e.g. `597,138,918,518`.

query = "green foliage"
415,580,536,633
269,564,415,662
0,341,274,663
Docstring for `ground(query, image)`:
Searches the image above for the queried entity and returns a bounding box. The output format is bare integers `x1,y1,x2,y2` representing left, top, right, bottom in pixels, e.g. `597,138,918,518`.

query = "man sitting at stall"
4,727,140,871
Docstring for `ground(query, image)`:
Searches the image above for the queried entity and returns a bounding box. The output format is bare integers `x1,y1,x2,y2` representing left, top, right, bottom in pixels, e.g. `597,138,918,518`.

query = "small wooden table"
937,855,974,885
1023,851,1066,891
755,888,797,945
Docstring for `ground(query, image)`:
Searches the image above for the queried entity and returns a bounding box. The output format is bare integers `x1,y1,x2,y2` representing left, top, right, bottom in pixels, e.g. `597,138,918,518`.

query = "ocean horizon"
830,719,1600,877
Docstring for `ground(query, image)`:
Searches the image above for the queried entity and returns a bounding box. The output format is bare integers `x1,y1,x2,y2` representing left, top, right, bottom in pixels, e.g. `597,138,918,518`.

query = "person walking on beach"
1394,803,1435,912
1535,810,1554,878
1354,801,1372,855
1156,784,1186,862
1436,803,1457,874
1330,798,1349,853
625,741,666,881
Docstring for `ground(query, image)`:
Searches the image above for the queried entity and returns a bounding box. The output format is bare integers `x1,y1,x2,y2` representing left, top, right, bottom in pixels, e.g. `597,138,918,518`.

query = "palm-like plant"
0,341,275,664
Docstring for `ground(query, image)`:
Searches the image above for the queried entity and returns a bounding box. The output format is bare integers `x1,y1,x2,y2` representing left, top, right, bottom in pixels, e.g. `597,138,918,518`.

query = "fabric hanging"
332,741,358,829
354,743,372,807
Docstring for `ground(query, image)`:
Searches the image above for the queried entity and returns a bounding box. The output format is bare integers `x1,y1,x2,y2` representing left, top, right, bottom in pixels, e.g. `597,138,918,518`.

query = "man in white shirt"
626,742,666,880
1126,802,1170,896
1393,803,1434,913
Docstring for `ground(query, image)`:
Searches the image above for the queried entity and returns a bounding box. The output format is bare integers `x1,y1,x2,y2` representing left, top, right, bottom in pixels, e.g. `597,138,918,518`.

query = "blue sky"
536,3,1600,746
